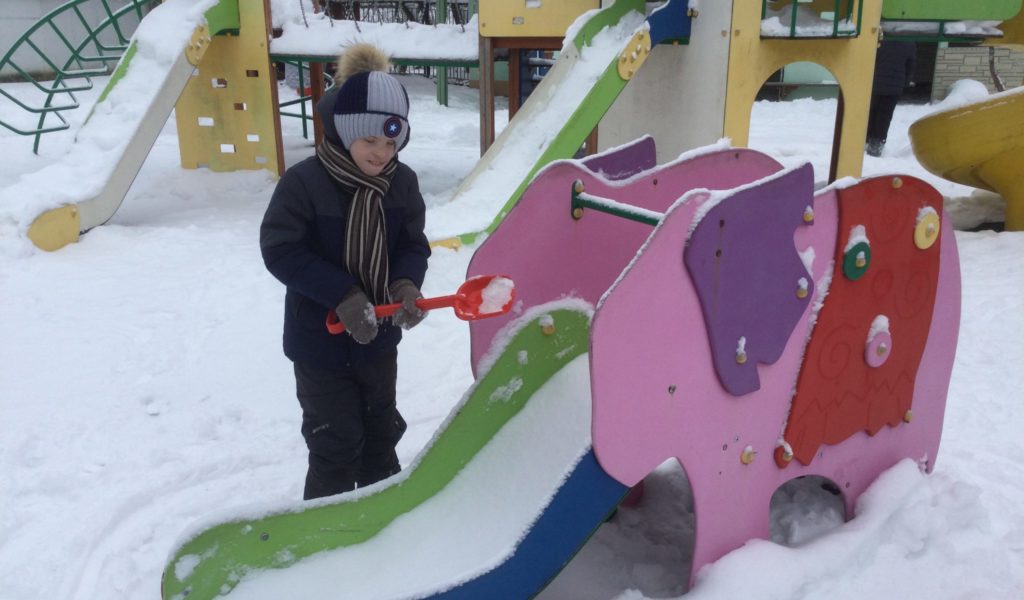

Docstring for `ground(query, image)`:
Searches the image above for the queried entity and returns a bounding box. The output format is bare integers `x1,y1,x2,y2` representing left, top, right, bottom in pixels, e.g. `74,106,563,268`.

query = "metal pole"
436,0,449,106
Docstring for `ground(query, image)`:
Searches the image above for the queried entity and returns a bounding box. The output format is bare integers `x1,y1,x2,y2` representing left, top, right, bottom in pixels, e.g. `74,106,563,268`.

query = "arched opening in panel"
750,61,842,186
770,474,847,547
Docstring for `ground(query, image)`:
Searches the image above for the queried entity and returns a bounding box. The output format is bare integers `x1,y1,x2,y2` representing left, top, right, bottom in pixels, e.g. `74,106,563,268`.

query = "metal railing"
317,1,473,26
761,0,864,39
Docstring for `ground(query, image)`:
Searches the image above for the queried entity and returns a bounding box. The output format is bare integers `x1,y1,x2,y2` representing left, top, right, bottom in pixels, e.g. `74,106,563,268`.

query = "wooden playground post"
478,34,495,154
476,0,601,156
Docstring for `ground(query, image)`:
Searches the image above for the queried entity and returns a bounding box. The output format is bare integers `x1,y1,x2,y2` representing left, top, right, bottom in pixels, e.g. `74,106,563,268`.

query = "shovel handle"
325,295,458,335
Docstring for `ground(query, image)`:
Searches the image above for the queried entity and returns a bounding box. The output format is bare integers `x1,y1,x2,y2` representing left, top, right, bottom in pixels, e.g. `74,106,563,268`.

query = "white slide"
424,5,647,242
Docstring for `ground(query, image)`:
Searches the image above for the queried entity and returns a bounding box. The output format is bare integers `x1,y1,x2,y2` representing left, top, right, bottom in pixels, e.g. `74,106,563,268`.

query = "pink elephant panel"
590,168,959,581
467,147,784,373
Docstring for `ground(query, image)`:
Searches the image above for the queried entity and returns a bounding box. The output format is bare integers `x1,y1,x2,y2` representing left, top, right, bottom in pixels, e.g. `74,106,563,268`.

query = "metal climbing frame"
0,0,161,153
276,59,336,140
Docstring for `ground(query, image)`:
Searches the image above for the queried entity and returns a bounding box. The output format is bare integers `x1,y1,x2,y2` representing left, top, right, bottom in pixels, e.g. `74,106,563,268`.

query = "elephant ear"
684,163,816,397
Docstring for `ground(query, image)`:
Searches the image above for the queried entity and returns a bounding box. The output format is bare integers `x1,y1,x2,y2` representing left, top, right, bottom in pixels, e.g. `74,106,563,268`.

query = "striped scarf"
316,138,396,305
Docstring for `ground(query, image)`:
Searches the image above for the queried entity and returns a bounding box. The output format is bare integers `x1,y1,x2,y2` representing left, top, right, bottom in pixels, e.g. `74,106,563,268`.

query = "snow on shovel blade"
326,275,515,335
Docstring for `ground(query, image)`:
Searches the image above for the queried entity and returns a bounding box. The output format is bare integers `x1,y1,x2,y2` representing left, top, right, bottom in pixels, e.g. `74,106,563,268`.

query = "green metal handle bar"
0,63,89,103
5,57,101,95
42,14,129,66
0,109,71,136
0,86,79,115
24,39,110,79
569,180,664,227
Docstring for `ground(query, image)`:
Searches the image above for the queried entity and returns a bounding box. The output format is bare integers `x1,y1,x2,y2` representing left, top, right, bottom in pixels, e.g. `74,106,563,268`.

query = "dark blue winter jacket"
260,89,430,369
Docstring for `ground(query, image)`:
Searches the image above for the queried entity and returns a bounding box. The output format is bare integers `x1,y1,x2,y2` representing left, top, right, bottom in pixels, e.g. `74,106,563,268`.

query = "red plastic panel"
778,176,943,467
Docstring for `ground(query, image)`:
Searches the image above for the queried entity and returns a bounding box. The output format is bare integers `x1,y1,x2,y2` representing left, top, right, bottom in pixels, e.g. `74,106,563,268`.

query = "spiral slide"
909,85,1024,230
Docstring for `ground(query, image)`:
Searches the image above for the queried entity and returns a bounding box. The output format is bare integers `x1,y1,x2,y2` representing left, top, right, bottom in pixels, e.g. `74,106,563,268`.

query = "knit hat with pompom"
332,45,410,151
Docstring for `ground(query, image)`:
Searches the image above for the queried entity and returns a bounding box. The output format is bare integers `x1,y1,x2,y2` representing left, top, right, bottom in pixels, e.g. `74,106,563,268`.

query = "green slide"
161,309,592,600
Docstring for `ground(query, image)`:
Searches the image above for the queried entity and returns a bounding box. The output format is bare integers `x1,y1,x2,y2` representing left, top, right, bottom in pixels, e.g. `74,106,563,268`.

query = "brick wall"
931,45,1024,101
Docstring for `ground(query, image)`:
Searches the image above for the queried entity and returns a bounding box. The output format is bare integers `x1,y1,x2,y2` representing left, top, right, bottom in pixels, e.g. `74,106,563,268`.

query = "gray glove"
335,287,378,344
389,279,426,330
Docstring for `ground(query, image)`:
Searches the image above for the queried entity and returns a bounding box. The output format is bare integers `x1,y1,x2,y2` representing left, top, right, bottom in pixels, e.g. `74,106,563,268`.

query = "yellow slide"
909,86,1024,230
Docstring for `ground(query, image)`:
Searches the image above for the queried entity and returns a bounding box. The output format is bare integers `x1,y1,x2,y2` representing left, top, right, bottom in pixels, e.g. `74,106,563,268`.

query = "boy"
260,45,430,500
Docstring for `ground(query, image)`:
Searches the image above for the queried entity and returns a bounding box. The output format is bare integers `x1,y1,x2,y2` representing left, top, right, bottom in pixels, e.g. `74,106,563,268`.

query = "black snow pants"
294,350,407,500
867,93,900,148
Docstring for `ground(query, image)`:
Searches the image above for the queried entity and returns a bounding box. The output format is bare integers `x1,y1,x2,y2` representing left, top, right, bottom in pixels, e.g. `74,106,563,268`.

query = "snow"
132,0,219,60
868,315,891,339
478,276,514,315
918,205,939,225
760,4,856,37
2,25,1024,600
882,20,1004,38
845,224,869,252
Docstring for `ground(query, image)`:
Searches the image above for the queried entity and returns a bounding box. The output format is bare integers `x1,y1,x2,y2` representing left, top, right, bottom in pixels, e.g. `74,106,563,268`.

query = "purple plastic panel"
581,136,657,181
684,164,816,396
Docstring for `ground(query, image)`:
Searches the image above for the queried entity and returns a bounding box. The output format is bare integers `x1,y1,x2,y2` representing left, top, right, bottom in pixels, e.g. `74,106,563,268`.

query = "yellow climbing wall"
175,0,283,175
725,0,884,181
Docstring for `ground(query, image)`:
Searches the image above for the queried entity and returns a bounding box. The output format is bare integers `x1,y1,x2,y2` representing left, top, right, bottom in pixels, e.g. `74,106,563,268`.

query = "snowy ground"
2,73,1023,600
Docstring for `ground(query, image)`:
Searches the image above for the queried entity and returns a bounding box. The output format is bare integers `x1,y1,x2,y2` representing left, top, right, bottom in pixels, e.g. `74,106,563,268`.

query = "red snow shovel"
326,275,516,335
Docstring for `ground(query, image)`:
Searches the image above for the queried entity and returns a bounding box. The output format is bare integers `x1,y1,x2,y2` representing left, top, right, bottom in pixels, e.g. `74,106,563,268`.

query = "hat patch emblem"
384,116,403,139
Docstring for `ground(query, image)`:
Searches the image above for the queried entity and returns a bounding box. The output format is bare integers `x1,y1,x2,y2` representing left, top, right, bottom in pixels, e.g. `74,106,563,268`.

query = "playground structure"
161,135,961,599
0,0,1017,596
3,0,1022,250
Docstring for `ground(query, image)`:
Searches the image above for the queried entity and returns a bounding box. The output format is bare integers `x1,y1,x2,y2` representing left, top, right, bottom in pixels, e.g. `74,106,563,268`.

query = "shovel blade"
454,275,516,320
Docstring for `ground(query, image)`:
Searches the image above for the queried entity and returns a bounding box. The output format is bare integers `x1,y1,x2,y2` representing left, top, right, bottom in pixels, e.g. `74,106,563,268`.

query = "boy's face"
349,136,397,177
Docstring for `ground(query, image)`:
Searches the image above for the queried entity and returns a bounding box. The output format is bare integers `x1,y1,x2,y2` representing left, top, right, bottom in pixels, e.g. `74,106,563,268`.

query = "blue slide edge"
431,448,629,599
